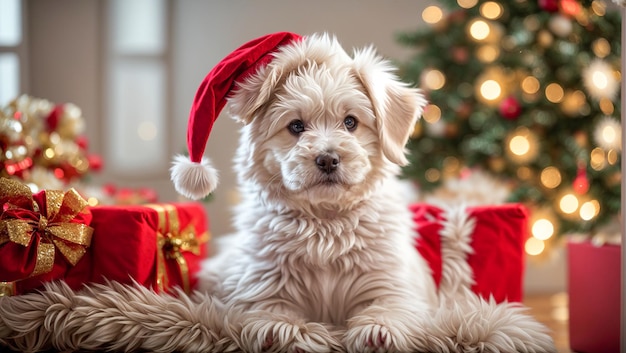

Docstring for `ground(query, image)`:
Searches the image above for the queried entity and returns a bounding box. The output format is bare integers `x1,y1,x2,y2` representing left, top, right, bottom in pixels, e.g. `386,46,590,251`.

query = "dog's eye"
344,116,358,132
288,119,305,135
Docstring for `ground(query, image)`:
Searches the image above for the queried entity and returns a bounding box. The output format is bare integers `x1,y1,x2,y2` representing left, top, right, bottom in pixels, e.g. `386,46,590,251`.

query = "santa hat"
170,32,303,200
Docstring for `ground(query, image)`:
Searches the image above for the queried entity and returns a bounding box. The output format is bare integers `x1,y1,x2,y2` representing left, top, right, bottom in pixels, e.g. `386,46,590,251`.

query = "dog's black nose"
315,152,339,174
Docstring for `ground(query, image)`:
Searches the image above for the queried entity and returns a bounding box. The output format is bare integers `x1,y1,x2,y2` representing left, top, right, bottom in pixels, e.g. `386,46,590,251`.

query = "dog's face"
228,34,426,209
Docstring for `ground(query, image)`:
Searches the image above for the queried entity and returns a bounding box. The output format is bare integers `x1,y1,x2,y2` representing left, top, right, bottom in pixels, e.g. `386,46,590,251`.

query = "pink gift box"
568,240,621,353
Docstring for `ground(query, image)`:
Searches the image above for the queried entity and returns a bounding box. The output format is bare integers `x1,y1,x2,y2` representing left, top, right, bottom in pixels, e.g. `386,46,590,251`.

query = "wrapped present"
89,203,210,294
568,240,620,353
0,178,94,295
412,203,527,302
0,178,210,296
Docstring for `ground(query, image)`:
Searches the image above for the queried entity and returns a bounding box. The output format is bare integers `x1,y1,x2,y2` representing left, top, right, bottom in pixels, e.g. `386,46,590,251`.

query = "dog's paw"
242,318,342,353
344,323,400,353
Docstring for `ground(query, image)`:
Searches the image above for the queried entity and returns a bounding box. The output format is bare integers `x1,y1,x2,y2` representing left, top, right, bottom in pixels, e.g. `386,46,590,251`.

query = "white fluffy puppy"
197,33,437,353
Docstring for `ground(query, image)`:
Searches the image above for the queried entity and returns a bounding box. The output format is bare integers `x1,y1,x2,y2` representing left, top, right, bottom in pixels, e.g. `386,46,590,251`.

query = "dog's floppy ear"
227,63,289,125
352,47,427,166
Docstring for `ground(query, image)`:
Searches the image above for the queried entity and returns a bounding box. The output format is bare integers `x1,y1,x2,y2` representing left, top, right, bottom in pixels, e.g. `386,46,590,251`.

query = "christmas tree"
398,0,621,252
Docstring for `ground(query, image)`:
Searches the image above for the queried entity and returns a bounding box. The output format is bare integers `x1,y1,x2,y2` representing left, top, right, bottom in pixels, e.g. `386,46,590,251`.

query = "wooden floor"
524,292,572,353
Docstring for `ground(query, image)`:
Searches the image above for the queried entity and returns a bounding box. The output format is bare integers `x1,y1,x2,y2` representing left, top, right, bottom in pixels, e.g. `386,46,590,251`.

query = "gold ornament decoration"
0,95,100,189
560,90,587,117
545,83,565,103
540,166,562,189
592,38,611,58
590,147,606,170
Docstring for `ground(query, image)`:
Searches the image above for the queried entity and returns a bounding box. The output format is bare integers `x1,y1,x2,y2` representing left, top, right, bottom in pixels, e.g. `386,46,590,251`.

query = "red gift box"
568,240,621,353
1,177,209,296
411,203,528,302
89,203,210,294
0,178,94,296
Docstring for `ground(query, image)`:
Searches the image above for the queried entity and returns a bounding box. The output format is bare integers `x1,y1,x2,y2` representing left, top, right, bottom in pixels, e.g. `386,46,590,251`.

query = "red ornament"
452,47,469,64
138,188,159,203
102,183,117,196
538,0,559,12
87,154,103,171
76,135,89,150
498,96,522,120
573,164,590,195
560,0,581,17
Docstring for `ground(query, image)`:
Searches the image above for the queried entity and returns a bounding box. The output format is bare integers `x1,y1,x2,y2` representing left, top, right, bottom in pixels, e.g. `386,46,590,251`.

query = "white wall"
172,0,432,237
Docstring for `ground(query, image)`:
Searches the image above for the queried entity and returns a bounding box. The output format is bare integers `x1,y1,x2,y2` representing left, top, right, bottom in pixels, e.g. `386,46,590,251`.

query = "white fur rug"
0,281,553,352
0,206,555,352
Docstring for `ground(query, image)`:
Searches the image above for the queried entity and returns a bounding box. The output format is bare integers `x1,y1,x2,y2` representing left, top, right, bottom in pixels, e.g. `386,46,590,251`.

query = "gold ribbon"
0,282,16,297
0,178,93,277
146,204,209,294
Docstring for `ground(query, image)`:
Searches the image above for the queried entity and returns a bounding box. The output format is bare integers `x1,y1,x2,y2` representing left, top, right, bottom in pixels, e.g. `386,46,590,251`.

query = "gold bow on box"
146,204,209,294
0,178,93,286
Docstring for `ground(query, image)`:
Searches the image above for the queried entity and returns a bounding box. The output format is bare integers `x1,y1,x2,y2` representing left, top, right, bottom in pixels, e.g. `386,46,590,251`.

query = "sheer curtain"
105,0,170,176
0,0,23,105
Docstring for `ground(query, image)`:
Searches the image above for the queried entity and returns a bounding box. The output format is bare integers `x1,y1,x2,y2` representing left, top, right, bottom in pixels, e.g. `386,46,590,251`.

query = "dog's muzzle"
315,152,340,174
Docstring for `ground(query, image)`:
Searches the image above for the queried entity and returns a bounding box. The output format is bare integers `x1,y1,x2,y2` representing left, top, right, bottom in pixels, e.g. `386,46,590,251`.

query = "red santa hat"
170,32,303,200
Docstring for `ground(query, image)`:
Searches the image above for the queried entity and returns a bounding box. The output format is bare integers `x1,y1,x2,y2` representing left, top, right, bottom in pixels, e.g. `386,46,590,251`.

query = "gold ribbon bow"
146,204,209,294
0,178,93,277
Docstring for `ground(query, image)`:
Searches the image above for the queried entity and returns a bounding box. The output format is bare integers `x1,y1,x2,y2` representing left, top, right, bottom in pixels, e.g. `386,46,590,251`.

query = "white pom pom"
170,155,218,200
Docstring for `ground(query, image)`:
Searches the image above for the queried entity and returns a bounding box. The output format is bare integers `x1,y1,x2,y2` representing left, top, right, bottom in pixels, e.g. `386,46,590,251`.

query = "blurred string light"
545,83,564,103
599,98,615,115
422,68,446,90
476,45,499,63
560,90,587,116
525,237,545,256
591,0,606,16
475,67,509,104
422,104,442,123
422,6,443,24
592,38,611,58
533,218,555,240
590,147,606,170
580,200,600,221
469,19,491,41
559,193,579,214
582,59,619,101
540,166,562,189
506,127,538,163
457,0,478,9
593,116,621,150
521,75,541,102
479,2,503,20
480,80,501,100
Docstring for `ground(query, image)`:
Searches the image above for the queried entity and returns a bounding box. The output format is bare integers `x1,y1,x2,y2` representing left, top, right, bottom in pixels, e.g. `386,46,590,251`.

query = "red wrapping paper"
568,240,620,353
89,203,209,294
2,200,209,295
412,203,528,302
0,181,94,295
